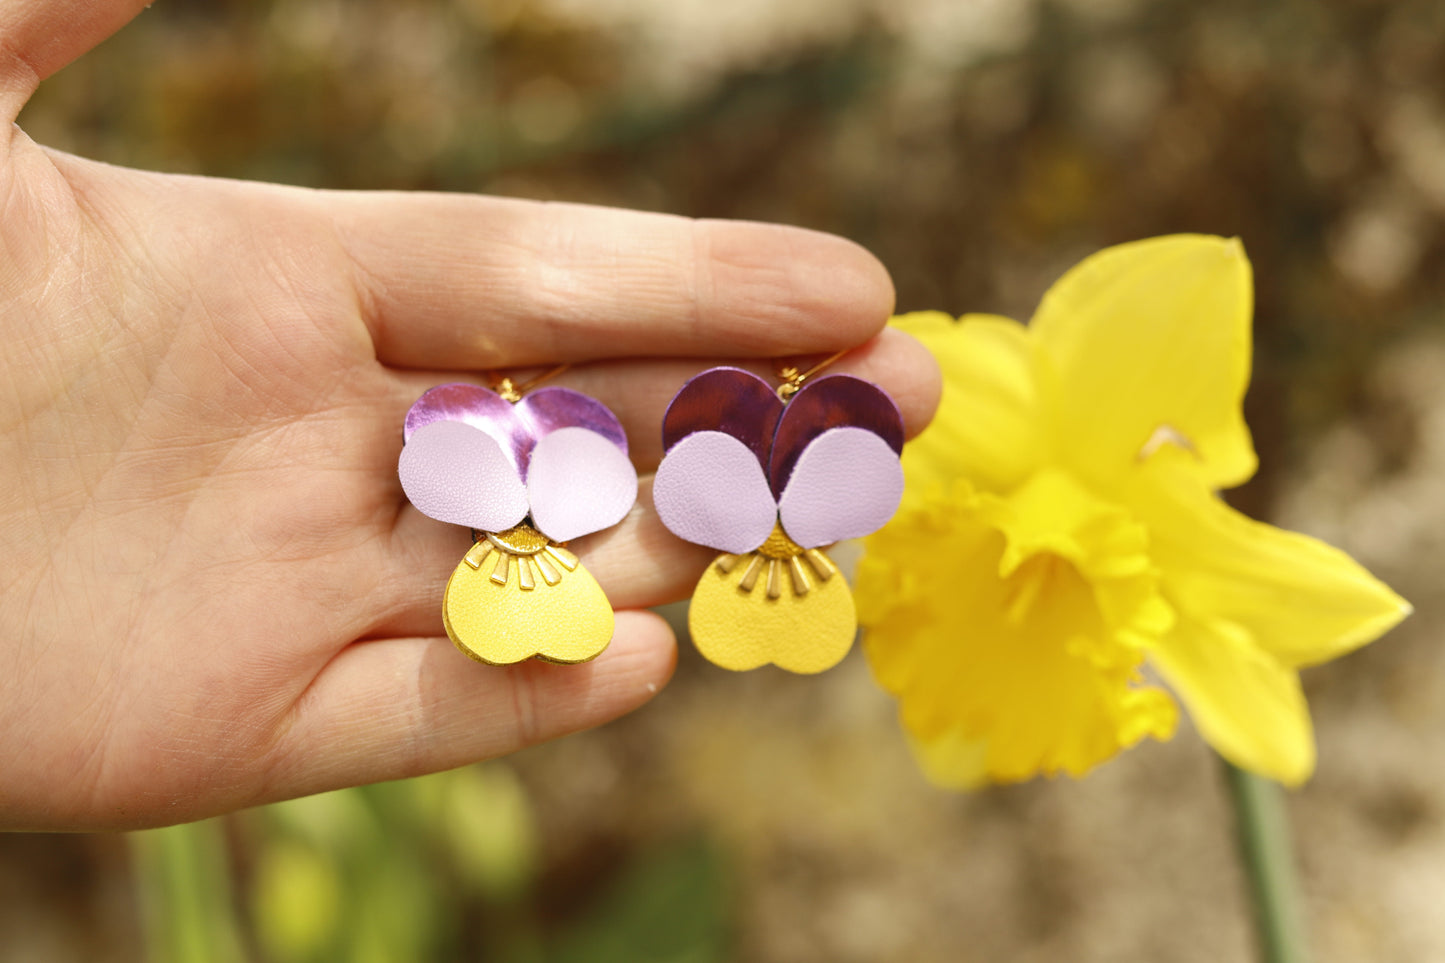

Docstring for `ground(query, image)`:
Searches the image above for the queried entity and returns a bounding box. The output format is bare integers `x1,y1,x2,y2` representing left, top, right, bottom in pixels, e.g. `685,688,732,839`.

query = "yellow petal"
891,311,1042,496
444,551,614,665
905,684,1179,791
904,727,990,791
688,549,857,674
1129,445,1411,668
858,476,1177,785
1030,235,1257,490
1148,615,1315,785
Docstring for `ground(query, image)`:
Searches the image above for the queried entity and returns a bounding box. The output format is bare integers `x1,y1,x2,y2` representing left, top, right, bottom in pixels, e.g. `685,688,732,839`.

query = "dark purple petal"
768,374,904,496
660,366,783,466
403,382,530,475
514,387,629,473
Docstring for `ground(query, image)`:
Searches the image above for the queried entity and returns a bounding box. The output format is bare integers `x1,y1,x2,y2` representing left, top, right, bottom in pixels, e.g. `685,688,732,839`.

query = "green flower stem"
130,820,247,963
1224,761,1310,963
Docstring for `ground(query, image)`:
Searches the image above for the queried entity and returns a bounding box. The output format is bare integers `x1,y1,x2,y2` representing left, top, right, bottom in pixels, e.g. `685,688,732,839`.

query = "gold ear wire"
777,349,848,401
494,363,571,402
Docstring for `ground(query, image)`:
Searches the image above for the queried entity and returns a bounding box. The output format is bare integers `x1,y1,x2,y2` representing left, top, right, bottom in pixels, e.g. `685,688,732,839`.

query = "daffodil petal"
903,680,1179,790
905,728,990,791
891,311,1042,496
1148,615,1314,785
1029,235,1257,489
1130,445,1411,668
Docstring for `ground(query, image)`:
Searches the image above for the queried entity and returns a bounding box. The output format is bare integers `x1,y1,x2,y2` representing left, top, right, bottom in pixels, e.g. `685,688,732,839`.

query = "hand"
0,1,940,830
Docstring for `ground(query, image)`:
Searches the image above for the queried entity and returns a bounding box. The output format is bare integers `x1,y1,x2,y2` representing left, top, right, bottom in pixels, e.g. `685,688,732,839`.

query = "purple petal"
769,375,904,495
528,427,639,542
399,420,529,532
514,387,629,469
405,383,631,481
778,427,903,548
403,383,529,475
661,367,783,466
653,430,778,554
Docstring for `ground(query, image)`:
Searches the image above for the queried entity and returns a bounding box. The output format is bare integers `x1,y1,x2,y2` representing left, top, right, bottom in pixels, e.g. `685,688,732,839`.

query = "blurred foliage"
247,780,447,963
131,822,247,963
131,766,730,963
546,836,730,963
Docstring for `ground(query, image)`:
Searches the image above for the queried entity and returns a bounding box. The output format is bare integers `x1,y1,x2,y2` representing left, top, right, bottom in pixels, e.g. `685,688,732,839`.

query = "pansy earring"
653,359,905,674
399,371,638,665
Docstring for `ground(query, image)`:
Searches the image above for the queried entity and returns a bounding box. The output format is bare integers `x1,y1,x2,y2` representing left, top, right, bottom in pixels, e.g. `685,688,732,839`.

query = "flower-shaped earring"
399,377,638,665
653,364,905,673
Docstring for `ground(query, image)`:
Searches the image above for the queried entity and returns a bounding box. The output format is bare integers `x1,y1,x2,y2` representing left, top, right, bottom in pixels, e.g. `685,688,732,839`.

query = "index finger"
321,193,895,370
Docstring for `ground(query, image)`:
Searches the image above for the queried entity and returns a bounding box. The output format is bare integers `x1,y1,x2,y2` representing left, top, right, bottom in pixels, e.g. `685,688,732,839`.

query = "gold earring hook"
777,349,848,401
495,363,571,402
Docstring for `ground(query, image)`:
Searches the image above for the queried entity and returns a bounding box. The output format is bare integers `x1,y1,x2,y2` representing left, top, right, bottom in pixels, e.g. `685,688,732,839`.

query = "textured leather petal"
689,552,857,673
445,553,614,665
661,366,783,466
770,375,904,496
399,420,529,531
779,427,903,548
653,430,779,554
528,427,639,542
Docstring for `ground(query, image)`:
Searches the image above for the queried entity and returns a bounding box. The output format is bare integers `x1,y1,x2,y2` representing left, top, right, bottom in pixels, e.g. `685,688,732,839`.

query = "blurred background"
6,0,1445,959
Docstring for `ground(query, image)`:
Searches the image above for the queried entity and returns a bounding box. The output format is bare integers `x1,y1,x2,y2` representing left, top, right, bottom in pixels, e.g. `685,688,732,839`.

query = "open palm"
0,2,938,829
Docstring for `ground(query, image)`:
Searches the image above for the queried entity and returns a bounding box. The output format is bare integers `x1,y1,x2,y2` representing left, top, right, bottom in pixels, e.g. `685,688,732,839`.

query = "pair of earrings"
397,357,904,674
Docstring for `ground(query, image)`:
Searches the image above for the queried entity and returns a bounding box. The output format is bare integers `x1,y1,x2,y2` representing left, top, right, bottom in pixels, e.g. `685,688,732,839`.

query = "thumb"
0,0,151,123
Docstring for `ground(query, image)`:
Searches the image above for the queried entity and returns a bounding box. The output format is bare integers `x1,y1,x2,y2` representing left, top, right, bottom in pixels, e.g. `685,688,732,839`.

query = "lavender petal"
653,430,779,554
778,427,904,548
528,427,638,542
398,420,529,532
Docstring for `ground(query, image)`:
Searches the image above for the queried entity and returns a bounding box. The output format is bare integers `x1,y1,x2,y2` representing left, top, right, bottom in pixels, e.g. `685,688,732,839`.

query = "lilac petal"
653,431,779,554
399,420,529,532
778,427,903,548
528,427,639,542
404,383,530,475
661,367,783,466
514,386,629,472
769,374,904,496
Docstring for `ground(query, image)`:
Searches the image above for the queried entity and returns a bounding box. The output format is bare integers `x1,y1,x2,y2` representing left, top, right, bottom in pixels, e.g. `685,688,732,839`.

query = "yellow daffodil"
856,235,1410,788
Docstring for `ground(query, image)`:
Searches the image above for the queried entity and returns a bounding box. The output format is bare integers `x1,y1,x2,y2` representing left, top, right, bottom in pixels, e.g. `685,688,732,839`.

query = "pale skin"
0,1,941,831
